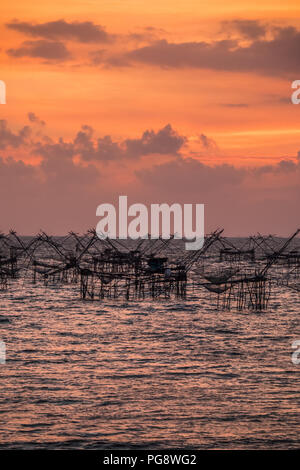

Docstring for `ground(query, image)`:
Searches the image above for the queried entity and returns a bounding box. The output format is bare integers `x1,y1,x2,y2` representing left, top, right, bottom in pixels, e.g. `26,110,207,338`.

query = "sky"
0,0,299,235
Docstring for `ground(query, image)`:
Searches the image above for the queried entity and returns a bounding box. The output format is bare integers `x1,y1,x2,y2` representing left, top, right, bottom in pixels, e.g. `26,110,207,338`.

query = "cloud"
124,26,300,77
74,123,186,161
6,19,113,43
222,19,267,40
89,50,130,67
7,40,71,60
137,158,246,193
28,112,45,126
198,133,218,151
127,26,167,45
0,119,299,234
0,121,185,163
74,127,124,161
0,153,100,233
124,124,186,158
221,103,249,108
89,49,107,66
0,156,37,182
0,122,101,233
135,156,300,235
0,120,31,149
6,18,300,79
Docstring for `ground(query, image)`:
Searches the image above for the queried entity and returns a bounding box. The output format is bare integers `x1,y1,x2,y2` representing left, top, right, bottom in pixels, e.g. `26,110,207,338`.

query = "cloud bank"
0,118,298,235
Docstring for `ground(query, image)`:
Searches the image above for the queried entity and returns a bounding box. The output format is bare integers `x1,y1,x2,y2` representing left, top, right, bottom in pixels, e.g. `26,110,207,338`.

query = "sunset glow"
0,0,299,234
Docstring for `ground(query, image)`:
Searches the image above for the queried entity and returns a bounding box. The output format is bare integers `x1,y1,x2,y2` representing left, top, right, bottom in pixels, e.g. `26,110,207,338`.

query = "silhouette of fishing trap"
197,229,300,310
0,231,24,289
202,272,272,310
79,229,223,300
218,236,256,263
0,228,299,310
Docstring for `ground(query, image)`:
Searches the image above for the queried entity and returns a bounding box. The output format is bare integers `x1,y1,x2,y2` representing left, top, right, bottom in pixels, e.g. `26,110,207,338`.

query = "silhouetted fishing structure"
0,228,299,310
218,236,256,263
79,229,223,301
200,229,300,310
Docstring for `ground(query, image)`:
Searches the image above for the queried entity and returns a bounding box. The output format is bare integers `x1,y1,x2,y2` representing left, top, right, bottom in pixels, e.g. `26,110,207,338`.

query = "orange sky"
1,0,300,162
0,1,299,234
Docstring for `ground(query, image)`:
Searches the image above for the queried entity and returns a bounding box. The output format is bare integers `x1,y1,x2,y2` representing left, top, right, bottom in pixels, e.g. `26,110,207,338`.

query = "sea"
0,237,299,449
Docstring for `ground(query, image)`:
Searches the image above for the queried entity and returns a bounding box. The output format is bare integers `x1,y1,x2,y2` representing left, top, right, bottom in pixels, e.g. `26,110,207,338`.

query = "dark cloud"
0,156,37,181
89,49,107,66
136,155,300,194
252,159,299,176
199,134,218,150
127,26,167,44
275,159,298,173
0,120,31,149
277,97,292,104
124,124,186,158
222,20,267,40
124,26,300,77
6,20,113,43
74,124,186,161
90,50,130,68
135,155,300,235
39,143,98,190
33,139,75,162
0,122,101,233
0,154,100,234
28,112,45,126
221,103,249,108
0,119,299,234
0,122,185,164
7,40,71,60
104,55,131,68
75,129,124,161
137,158,246,193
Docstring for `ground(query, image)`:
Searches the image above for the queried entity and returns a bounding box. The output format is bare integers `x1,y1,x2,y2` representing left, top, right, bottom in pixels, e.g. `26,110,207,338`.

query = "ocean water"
0,238,299,449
